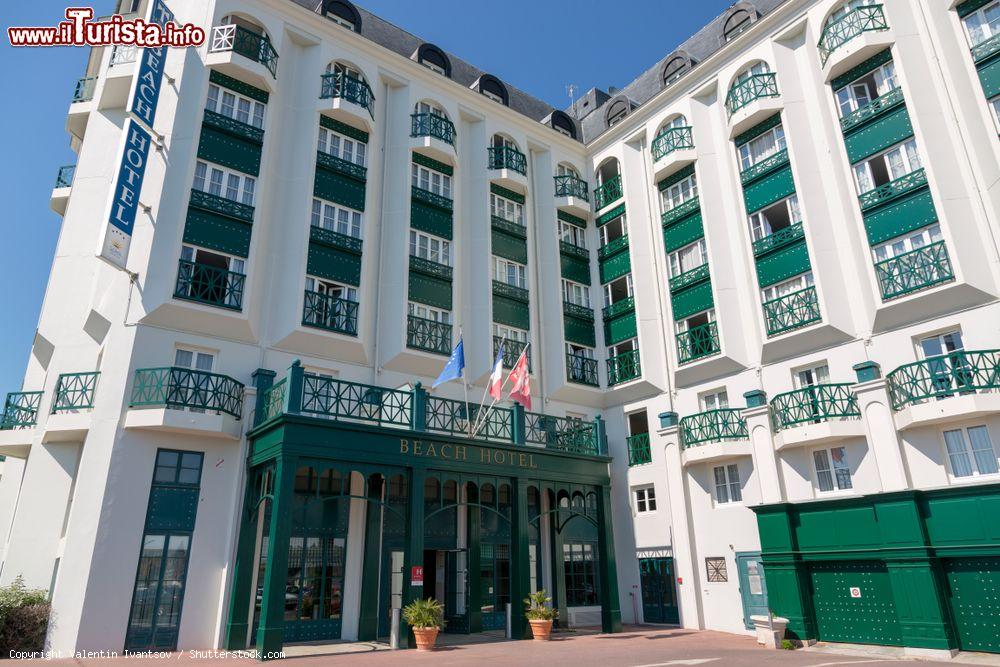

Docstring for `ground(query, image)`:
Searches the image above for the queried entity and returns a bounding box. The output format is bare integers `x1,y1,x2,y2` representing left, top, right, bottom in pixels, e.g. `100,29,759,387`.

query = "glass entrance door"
480,543,510,631
444,549,470,632
638,557,679,624
124,533,192,651
282,535,347,642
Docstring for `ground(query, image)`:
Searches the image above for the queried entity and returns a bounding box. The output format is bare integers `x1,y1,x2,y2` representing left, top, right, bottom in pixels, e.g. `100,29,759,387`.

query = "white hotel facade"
1,0,999,658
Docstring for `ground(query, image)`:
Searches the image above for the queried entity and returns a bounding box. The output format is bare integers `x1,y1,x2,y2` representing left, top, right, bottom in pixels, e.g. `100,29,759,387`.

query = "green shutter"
863,187,938,245
314,168,366,212
844,105,914,164
561,254,591,285
197,125,261,176
408,272,453,310
743,165,795,214
755,239,811,288
493,295,530,329
671,280,714,320
604,310,637,346
183,208,252,258
308,241,362,286
491,229,528,263
663,211,704,253
564,315,596,347
411,200,453,239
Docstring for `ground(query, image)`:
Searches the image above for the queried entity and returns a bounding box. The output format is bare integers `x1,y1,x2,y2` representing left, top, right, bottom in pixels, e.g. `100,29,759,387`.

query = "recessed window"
490,191,524,226
562,279,590,307
608,337,638,360
193,161,256,206
607,100,629,127
738,122,785,172
761,272,814,304
411,162,452,198
318,126,367,167
872,224,941,265
713,464,742,504
706,557,728,582
677,309,715,337
700,389,728,411
409,230,451,265
794,363,830,388
178,245,245,308
478,76,508,106
944,426,998,478
813,447,852,492
660,172,698,213
408,301,450,324
493,323,528,345
634,486,657,513
558,220,587,249
550,112,577,139
603,273,633,308
322,0,361,32
834,60,898,117
748,194,801,242
493,256,527,289
312,198,362,239
206,83,265,129
598,213,626,248
667,239,707,278
416,44,450,77
853,138,922,195
305,276,357,304
662,56,690,86
961,0,999,47
153,449,204,486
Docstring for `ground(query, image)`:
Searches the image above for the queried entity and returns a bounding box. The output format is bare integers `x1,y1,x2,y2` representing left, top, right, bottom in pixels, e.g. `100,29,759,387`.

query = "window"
761,272,814,304
607,100,629,127
563,543,599,606
323,0,360,31
205,83,265,129
180,245,244,277
598,214,627,248
853,139,922,194
174,348,213,374
562,279,591,307
660,172,698,213
634,486,657,513
667,239,708,278
559,220,587,248
490,192,524,226
411,162,452,198
603,274,634,307
557,163,579,178
608,338,637,359
177,246,245,308
677,309,715,336
417,45,449,77
312,199,363,239
962,0,1000,47
493,323,528,345
834,61,898,117
705,557,728,582
153,449,204,486
305,276,357,303
172,348,214,413
566,343,596,383
566,343,595,359
409,230,451,265
415,100,446,118
408,302,450,324
318,126,367,168
193,161,256,205
749,195,801,241
814,447,852,492
724,9,754,42
662,56,690,86
872,224,941,264
919,330,964,359
944,426,998,478
700,389,728,411
492,133,518,151
493,257,527,288
713,464,742,504
794,363,830,388
738,122,785,172
481,81,507,105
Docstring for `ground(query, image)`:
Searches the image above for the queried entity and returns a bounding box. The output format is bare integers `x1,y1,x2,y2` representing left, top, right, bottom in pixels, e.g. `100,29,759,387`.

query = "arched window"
606,99,629,127
556,162,580,179
723,8,755,42
414,99,446,118
549,110,577,139
733,60,771,85
826,0,877,27
322,0,361,32
596,158,620,186
220,13,267,37
477,75,509,106
491,133,519,152
660,114,688,133
416,43,451,77
662,56,690,86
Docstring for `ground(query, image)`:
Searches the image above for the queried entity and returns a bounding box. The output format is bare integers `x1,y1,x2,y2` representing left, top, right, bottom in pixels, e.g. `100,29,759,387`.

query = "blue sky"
0,0,735,394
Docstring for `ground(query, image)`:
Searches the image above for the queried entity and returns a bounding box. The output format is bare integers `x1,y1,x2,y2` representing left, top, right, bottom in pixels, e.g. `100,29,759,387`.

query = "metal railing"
874,241,954,301
602,296,634,321
525,413,599,455
1,391,43,430
554,175,589,201
316,150,367,181
607,349,641,386
972,31,1000,63
559,240,589,260
740,148,789,185
409,255,453,281
752,222,804,258
676,321,720,365
493,336,530,370
593,174,623,210
301,375,412,427
763,286,821,336
492,280,529,303
770,384,859,431
661,197,700,227
818,5,888,65
406,315,452,355
562,301,594,321
309,225,363,254
203,109,264,143
174,259,246,311
680,409,748,449
73,76,97,103
320,71,374,118
52,372,100,413
668,263,710,293
651,127,694,161
55,165,75,188
627,433,651,466
725,73,779,116
886,349,1000,411
598,234,629,260
487,145,527,175
110,44,138,65
566,353,599,386
210,24,278,78
302,291,359,336
411,112,456,145
189,188,255,223
858,168,927,211
130,367,245,418
411,185,453,211
491,215,527,239
840,87,904,133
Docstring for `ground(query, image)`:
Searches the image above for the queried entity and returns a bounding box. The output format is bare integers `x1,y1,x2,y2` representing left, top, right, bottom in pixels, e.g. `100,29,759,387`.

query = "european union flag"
432,337,465,388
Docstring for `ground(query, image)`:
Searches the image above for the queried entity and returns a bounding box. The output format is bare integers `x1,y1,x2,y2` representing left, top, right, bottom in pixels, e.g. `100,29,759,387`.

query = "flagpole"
459,327,472,437
470,335,507,438
471,341,529,439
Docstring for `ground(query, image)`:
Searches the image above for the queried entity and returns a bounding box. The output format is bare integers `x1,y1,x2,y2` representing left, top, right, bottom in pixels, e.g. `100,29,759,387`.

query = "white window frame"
193,161,256,205
179,245,245,308
562,279,591,307
598,215,627,247
962,0,1000,47
493,256,527,288
667,238,708,278
700,389,729,411
794,363,830,388
318,126,367,168
409,230,452,266
608,337,638,359
558,220,587,248
748,194,801,242
172,347,216,413
812,446,853,494
305,276,357,303
660,173,699,213
943,425,999,480
834,61,898,117
738,123,785,172
853,138,922,195
482,89,505,104
633,486,657,514
556,163,580,178
411,163,452,199
871,224,941,264
312,198,363,239
676,309,715,335
490,192,524,226
206,83,265,129
761,272,814,304
492,323,528,345
566,342,595,359
408,301,451,324
917,330,964,360
603,273,634,308
713,464,743,504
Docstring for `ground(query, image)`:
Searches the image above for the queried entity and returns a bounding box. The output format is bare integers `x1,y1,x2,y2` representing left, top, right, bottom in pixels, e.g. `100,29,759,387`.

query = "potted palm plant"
402,597,445,651
524,590,558,640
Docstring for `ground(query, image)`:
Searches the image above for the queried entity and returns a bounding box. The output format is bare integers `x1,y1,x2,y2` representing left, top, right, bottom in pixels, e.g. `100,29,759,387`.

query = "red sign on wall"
411,565,424,586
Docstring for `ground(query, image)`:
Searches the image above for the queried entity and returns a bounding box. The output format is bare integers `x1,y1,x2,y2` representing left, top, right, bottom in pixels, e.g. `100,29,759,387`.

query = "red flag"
506,349,531,410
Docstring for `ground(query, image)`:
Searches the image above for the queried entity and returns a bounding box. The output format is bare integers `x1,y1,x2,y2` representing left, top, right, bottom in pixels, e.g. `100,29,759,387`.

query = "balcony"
406,314,452,355
840,87,904,133
607,349,641,386
566,353,599,387
0,391,42,456
740,148,789,186
174,259,246,311
679,409,751,466
189,188,256,224
207,24,278,88
46,371,100,443
598,234,629,261
492,280,529,303
752,222,804,258
319,71,375,129
493,336,531,371
67,76,97,141
651,127,696,180
627,433,651,466
559,241,589,261
602,296,635,321
491,215,527,240
762,286,821,337
886,349,1000,430
770,384,864,449
488,146,527,189
302,290,359,336
72,76,96,103
593,174,623,211
818,5,891,80
874,241,954,301
411,112,456,161
676,321,721,365
51,165,75,216
524,413,601,456
972,32,1000,64
858,168,927,211
661,197,700,227
668,263,710,293
563,301,594,321
725,73,781,137
411,185,453,212
554,175,590,216
125,367,245,440
316,150,367,182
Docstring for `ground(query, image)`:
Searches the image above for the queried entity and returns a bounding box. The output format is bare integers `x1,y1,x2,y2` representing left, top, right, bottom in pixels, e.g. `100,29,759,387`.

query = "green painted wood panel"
564,314,596,347
944,558,1000,653
921,491,1000,548
885,562,955,651
863,187,938,245
604,310,637,346
979,56,1000,98
743,165,795,214
755,239,811,288
146,486,200,531
671,279,714,320
844,105,913,165
411,200,453,239
493,294,529,329
314,168,366,212
599,250,631,284
663,211,704,253
809,562,903,646
408,271,452,310
492,229,528,264
561,254,591,285
308,241,362,287
198,125,261,176
183,208,252,258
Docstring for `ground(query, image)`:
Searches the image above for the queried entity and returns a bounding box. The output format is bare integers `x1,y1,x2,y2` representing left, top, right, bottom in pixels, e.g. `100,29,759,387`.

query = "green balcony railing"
858,168,927,211
487,145,527,175
1,391,43,430
818,5,889,65
55,165,75,188
886,349,1000,412
752,222,804,258
189,188,255,223
310,225,363,254
598,234,629,260
491,215,527,239
725,73,779,116
320,71,375,118
627,433,652,466
52,372,100,413
406,315,452,355
840,87,904,133
316,150,367,181
740,148,789,185
972,32,1000,63
680,409,748,449
554,175,589,201
652,126,694,161
209,24,278,78
593,174,623,210
770,384,860,431
494,336,531,371
492,280,529,303
525,412,600,455
661,197,700,227
566,353,599,387
72,76,96,103
875,241,954,301
669,263,710,293
411,185,453,211
174,259,246,311
130,367,245,419
302,290,359,336
763,286,821,336
602,296,635,321
409,256,453,282
607,349,641,386
203,109,264,144
676,321,721,365
411,112,456,145
563,301,595,321
559,240,589,261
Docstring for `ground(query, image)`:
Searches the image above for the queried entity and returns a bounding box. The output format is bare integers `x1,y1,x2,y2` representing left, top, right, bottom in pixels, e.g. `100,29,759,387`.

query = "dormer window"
322,0,361,33
607,100,628,127
416,44,451,78
724,9,754,42
477,75,509,106
662,56,689,86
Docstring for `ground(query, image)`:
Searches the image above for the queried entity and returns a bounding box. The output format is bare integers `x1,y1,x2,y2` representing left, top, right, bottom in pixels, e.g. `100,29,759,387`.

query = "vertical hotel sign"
99,0,174,269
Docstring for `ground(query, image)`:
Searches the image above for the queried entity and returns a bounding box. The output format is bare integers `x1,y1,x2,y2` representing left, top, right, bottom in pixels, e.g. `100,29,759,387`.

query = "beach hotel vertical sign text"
99,0,174,269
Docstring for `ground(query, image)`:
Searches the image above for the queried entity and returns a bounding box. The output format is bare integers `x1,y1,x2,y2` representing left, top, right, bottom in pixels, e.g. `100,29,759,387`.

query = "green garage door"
809,561,902,646
944,557,1000,654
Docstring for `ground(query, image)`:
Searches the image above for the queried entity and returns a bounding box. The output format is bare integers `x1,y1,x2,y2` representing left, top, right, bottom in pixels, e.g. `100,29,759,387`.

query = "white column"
742,391,783,504
852,361,910,491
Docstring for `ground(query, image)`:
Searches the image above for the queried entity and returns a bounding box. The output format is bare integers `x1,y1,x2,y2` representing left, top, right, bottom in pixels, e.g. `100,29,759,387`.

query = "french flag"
488,341,505,400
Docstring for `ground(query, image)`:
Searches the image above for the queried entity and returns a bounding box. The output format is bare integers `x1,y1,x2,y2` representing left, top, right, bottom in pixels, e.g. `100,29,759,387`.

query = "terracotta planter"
412,626,439,651
528,618,553,641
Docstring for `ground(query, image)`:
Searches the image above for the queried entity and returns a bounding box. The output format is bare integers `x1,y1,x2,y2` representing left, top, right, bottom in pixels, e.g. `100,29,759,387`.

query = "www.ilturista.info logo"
7,7,204,48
